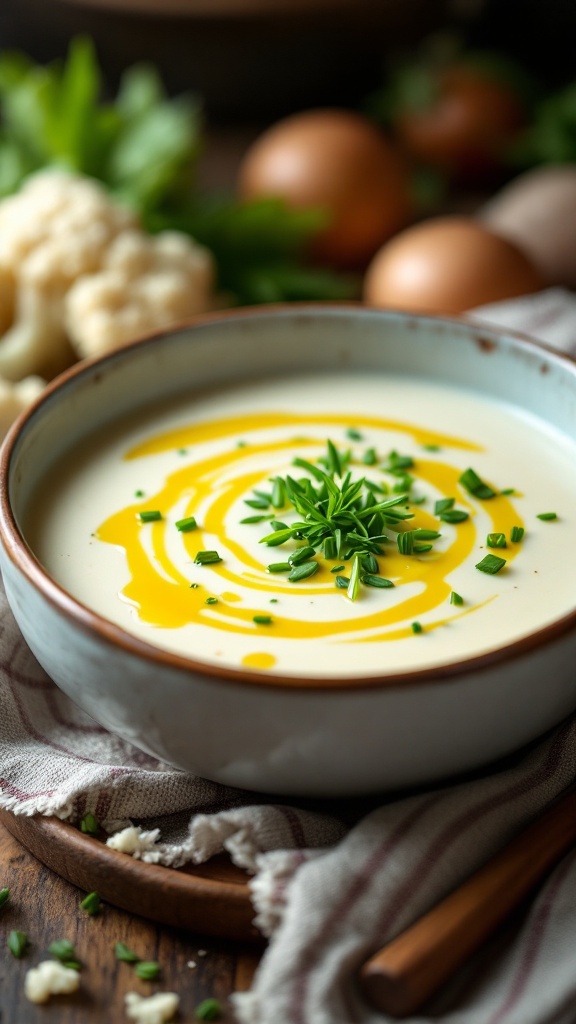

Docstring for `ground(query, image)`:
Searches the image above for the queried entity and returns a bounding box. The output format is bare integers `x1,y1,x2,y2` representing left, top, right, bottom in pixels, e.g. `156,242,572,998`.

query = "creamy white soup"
26,372,576,677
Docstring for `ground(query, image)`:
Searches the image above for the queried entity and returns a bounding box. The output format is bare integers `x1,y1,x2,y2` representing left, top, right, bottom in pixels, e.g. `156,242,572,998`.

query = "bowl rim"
1,301,576,693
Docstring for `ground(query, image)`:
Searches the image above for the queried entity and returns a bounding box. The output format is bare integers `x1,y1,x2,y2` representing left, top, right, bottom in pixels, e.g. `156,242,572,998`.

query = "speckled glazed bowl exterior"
1,306,575,796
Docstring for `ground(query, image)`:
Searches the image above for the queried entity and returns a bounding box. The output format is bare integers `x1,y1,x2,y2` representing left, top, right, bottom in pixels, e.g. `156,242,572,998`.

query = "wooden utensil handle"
360,784,576,1018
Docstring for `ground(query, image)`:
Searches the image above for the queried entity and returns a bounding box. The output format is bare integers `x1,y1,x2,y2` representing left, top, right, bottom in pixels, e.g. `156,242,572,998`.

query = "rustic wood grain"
0,821,262,1022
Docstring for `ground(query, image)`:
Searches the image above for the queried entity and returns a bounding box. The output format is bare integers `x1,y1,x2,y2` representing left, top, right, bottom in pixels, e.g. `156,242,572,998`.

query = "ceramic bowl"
1,305,575,796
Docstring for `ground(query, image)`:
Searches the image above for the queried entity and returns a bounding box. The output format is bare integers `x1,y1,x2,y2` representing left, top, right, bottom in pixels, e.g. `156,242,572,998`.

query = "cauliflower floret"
125,991,180,1024
106,825,161,857
0,375,45,440
64,229,214,358
0,170,138,381
24,960,80,1004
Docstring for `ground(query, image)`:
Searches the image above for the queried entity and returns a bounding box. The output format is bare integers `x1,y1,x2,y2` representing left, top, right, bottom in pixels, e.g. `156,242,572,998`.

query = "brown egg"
238,109,414,269
363,216,544,314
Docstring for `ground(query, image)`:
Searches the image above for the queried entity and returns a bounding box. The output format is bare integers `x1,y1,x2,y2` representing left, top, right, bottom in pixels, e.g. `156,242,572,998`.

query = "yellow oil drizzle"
96,409,523,644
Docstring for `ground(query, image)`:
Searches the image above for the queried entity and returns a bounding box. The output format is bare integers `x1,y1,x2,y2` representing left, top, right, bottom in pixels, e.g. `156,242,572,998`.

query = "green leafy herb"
271,477,286,508
253,614,272,625
536,512,558,521
476,554,507,575
80,891,102,915
384,450,414,474
288,561,319,582
135,961,161,981
195,998,222,1021
267,562,292,573
363,447,377,465
79,812,100,836
500,488,516,496
240,514,273,524
194,550,222,564
459,468,496,500
331,564,345,573
134,489,144,498
487,532,507,548
114,942,140,963
434,497,454,515
397,529,440,555
510,525,525,543
7,930,29,958
335,575,349,588
0,888,10,910
439,509,469,523
176,515,197,532
361,574,394,588
138,509,162,523
347,554,361,601
346,427,363,441
422,444,441,452
244,498,270,510
411,621,423,634
49,939,78,964
289,545,317,566
450,591,464,606
205,596,218,605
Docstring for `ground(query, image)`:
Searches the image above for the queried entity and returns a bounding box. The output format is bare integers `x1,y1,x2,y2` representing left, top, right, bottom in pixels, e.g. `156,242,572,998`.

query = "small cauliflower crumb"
24,960,80,1004
106,825,161,858
125,991,179,1024
187,960,197,969
65,229,214,359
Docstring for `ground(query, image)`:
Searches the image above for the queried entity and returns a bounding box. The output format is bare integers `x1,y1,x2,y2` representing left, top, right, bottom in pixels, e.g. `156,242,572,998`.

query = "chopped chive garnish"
253,615,272,625
237,440,246,448
411,622,423,634
244,498,270,510
240,514,271,524
434,497,454,515
135,961,161,981
347,555,361,601
134,489,144,498
177,448,188,455
500,488,515,495
536,512,558,521
410,494,426,505
194,550,222,564
384,450,414,473
189,582,199,589
270,598,278,603
361,552,379,574
422,444,441,452
346,427,363,441
0,888,9,910
7,930,29,958
114,942,140,963
288,561,318,582
323,536,337,560
363,447,377,465
267,562,291,573
205,597,218,605
459,468,496,500
331,564,345,573
510,526,525,543
49,940,77,964
361,574,394,588
138,509,162,523
195,998,222,1021
79,812,99,836
63,960,82,971
80,891,102,916
271,477,286,508
439,509,469,523
289,545,317,566
450,591,464,606
487,532,507,549
476,554,507,574
176,515,197,532
335,575,349,588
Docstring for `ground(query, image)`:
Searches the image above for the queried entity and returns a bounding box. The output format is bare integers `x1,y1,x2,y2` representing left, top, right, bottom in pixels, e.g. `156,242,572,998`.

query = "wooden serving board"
0,809,261,943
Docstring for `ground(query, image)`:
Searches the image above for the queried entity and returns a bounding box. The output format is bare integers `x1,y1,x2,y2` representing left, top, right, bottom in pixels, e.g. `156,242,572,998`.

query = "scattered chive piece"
80,891,102,916
510,526,525,543
288,561,319,582
79,812,99,836
331,564,345,573
384,450,414,473
459,468,496,500
267,562,291,573
134,489,144,498
0,889,9,910
289,545,317,567
422,444,441,452
48,940,77,964
361,552,379,574
237,440,246,448
241,514,273,525
244,498,270,510
114,942,140,963
347,554,361,601
363,447,377,465
189,583,199,589
205,597,218,605
450,591,464,606
346,427,363,441
253,615,272,625
411,622,423,634
434,497,454,515
195,998,222,1021
177,448,188,455
361,574,394,588
176,515,197,532
271,477,286,509
323,536,337,560
63,960,82,971
270,598,278,604
500,488,515,495
476,554,507,575
138,510,162,523
194,550,222,565
410,494,427,505
536,512,558,521
487,532,507,549
439,509,469,523
335,575,349,588
7,930,29,958
135,961,161,981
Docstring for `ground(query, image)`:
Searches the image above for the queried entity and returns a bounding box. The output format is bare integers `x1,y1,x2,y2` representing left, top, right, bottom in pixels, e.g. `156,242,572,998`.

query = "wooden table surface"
0,821,260,1023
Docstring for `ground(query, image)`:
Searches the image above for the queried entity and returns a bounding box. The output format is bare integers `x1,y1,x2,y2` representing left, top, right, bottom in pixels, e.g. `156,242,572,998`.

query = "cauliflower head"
0,170,138,381
64,229,215,358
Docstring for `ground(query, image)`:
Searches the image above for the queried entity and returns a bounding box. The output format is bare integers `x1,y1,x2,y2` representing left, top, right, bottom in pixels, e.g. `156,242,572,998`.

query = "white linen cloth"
1,287,575,1024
